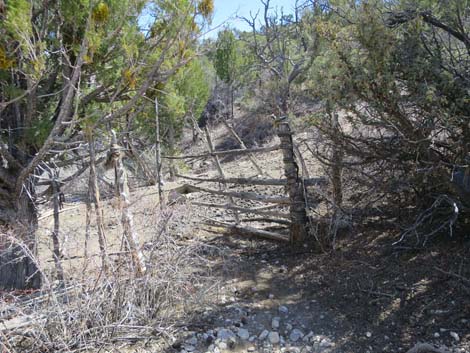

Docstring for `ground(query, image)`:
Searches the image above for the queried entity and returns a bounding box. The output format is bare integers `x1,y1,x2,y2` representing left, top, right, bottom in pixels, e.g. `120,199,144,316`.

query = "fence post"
109,131,146,276
274,116,307,243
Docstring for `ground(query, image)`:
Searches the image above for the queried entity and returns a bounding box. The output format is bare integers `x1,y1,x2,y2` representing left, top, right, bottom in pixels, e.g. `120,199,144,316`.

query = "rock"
320,338,334,348
259,329,269,341
303,331,314,342
279,306,289,314
217,328,236,341
249,335,257,342
268,331,280,344
248,347,256,352
217,341,227,350
289,329,304,342
365,332,372,338
272,317,280,330
183,345,195,352
450,331,460,342
228,337,237,349
269,293,275,299
434,332,440,338
186,336,198,346
286,323,293,331
238,328,250,340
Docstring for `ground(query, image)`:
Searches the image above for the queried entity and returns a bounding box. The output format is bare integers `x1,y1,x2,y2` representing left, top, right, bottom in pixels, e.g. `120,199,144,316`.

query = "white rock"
286,323,293,331
365,332,372,338
217,341,227,349
434,332,440,338
320,338,334,348
247,346,256,352
289,329,304,342
279,306,289,314
269,331,280,344
237,328,250,340
450,331,460,342
272,317,280,329
184,345,195,352
259,330,269,340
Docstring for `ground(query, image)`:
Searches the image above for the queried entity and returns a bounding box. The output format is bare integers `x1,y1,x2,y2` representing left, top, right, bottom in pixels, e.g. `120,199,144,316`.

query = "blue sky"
138,1,297,38
210,0,297,34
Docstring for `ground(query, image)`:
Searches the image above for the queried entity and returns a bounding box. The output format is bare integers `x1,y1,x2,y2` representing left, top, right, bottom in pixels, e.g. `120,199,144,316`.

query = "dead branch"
162,145,281,160
405,343,451,353
204,126,239,224
434,266,470,285
239,217,291,225
176,173,327,186
172,183,290,204
221,120,266,176
191,201,289,219
203,218,289,242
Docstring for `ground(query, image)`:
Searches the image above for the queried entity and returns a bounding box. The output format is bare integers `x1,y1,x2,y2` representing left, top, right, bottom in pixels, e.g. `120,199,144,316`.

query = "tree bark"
51,175,65,285
110,131,146,276
275,117,308,243
0,180,41,289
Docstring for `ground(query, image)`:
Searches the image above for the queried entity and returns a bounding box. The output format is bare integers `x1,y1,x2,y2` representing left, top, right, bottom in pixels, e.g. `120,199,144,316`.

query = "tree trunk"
0,180,41,290
51,175,65,285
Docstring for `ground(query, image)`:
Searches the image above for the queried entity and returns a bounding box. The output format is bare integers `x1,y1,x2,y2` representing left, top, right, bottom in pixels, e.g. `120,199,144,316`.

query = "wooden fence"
162,116,325,244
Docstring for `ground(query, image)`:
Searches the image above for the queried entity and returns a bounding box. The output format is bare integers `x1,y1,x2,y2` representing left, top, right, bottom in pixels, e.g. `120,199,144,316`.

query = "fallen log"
176,173,327,186
162,145,281,160
202,218,289,242
173,184,290,204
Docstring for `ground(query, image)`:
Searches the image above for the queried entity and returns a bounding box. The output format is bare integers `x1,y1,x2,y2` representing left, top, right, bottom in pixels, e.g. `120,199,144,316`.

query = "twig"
434,266,470,285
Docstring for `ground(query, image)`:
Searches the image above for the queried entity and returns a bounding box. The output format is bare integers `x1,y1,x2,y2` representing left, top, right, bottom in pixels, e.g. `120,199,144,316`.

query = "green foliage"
307,0,470,237
214,29,240,84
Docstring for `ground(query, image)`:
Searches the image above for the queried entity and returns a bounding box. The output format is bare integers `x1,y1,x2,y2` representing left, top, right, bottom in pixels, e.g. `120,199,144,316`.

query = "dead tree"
243,0,320,115
109,131,146,276
274,116,308,243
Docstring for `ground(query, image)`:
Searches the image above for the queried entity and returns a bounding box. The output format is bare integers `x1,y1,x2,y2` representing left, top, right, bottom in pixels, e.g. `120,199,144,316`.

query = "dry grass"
0,203,221,352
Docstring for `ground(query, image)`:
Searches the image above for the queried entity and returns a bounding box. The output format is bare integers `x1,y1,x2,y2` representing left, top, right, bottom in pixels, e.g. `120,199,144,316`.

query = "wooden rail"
173,184,290,204
162,145,281,160
191,201,290,219
176,173,327,186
